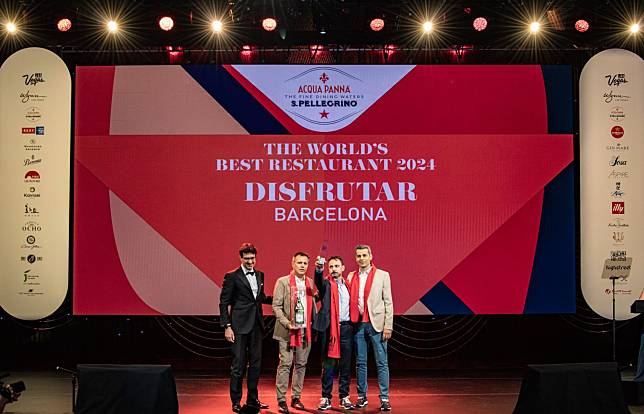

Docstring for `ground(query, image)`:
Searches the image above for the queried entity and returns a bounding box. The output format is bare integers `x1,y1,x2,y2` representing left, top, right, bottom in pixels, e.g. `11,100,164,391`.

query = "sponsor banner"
580,48,644,320
0,47,71,320
230,65,414,132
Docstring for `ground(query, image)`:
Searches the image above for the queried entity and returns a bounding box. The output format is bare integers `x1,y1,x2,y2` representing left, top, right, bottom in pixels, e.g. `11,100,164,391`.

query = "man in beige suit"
272,252,318,413
347,244,393,411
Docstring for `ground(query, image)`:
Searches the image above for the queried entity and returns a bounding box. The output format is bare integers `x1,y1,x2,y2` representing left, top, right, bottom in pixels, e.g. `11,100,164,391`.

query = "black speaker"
513,362,629,414
75,364,178,414
622,372,644,406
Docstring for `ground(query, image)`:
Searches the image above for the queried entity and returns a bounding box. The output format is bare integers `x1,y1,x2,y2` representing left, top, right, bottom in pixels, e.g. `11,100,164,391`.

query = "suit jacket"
272,274,318,342
347,268,394,333
312,268,332,333
219,267,271,335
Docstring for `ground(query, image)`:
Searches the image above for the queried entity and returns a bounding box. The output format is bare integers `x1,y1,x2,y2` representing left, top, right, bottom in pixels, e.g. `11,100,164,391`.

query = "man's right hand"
224,326,235,343
315,256,325,270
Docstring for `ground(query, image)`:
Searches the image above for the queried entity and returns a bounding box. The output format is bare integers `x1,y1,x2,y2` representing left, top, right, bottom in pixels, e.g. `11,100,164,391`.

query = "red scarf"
349,265,376,323
327,276,341,358
289,271,315,348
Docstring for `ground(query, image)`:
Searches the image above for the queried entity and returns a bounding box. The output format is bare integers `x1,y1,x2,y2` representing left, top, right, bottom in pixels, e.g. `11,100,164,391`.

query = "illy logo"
612,202,625,214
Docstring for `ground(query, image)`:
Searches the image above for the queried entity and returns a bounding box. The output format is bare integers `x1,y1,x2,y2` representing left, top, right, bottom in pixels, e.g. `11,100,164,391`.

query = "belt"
339,321,352,325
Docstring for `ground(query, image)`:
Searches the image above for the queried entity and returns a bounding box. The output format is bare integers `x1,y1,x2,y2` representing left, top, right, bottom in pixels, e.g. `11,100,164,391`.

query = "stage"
4,370,644,414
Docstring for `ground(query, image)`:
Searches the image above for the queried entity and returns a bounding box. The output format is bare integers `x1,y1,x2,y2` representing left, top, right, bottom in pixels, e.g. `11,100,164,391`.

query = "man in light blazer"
220,243,272,413
347,244,394,411
272,252,318,413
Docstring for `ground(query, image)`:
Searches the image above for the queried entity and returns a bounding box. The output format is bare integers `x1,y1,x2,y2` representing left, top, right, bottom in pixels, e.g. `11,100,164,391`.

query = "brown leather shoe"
278,400,289,413
290,398,305,410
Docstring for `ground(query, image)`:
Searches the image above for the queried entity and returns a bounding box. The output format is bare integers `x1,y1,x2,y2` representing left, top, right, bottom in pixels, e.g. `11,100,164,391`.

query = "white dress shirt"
358,266,371,315
336,278,351,322
242,267,258,299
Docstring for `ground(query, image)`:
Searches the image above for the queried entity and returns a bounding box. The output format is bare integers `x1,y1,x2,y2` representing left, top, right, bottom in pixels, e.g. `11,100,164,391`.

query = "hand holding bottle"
315,256,325,270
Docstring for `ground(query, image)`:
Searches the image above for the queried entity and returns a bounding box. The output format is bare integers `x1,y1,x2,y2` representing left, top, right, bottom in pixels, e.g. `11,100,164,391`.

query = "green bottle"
295,295,304,326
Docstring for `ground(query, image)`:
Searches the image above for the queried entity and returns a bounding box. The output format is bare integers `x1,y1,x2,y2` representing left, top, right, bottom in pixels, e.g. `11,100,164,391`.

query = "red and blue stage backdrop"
73,65,574,316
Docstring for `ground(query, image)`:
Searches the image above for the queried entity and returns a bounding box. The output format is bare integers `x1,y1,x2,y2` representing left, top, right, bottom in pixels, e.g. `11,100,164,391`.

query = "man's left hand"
382,329,392,341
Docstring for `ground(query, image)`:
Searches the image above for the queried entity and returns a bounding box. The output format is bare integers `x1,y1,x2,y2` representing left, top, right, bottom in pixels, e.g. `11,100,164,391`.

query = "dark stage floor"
3,371,644,414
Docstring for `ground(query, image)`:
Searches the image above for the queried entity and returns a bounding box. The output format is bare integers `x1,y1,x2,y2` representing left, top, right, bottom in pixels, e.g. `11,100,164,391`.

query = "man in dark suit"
220,243,272,413
312,256,354,411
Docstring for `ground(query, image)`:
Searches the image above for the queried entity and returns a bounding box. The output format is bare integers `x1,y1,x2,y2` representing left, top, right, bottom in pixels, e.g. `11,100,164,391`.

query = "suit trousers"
230,319,263,404
276,337,311,402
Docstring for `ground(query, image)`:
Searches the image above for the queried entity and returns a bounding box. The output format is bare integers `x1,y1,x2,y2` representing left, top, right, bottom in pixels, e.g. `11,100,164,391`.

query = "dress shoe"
232,403,242,413
278,400,289,413
290,397,305,410
247,399,269,409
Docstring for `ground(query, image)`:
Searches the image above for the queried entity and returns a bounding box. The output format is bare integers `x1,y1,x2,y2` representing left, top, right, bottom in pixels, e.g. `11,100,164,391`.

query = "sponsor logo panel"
22,221,42,232
608,106,625,123
22,72,45,86
25,107,42,123
611,201,625,215
19,90,47,103
603,90,631,104
605,73,628,87
611,126,624,139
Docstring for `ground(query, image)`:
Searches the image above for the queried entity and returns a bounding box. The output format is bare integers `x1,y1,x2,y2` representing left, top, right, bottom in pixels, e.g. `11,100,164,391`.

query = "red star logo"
319,73,329,84
320,110,329,119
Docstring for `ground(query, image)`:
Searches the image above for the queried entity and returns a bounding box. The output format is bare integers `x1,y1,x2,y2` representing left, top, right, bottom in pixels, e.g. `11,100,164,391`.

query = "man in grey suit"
272,252,318,413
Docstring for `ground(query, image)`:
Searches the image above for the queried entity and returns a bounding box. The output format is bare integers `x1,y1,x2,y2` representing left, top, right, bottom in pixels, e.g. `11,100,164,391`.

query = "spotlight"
422,21,433,33
5,21,17,34
630,23,640,34
107,20,118,33
529,21,540,34
574,19,589,33
370,18,384,32
546,9,564,31
211,19,223,33
57,18,72,32
262,17,277,31
241,45,253,60
473,17,487,31
309,44,324,56
159,16,174,31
